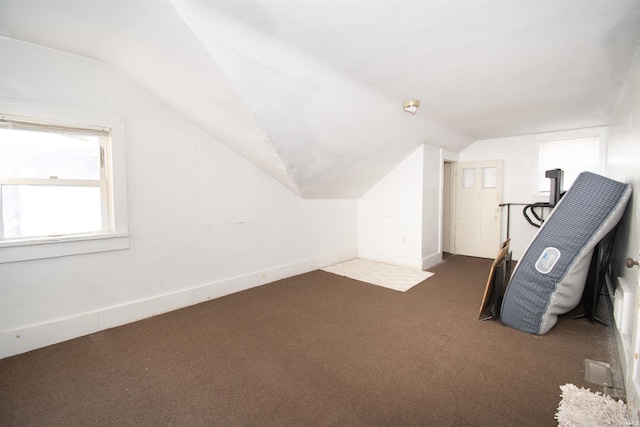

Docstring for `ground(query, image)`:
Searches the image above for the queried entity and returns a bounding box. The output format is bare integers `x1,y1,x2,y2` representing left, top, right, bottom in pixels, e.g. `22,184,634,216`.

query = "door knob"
626,258,639,268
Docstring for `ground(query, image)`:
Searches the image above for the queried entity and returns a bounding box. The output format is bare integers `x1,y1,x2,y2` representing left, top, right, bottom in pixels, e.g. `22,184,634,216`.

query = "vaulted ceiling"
1,0,639,198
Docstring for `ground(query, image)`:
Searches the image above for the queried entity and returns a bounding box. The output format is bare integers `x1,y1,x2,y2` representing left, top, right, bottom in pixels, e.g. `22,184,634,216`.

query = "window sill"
0,232,130,263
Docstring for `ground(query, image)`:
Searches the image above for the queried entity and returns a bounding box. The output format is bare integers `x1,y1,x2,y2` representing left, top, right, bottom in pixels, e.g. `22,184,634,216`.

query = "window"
482,167,497,188
462,168,474,188
536,129,606,195
0,113,129,262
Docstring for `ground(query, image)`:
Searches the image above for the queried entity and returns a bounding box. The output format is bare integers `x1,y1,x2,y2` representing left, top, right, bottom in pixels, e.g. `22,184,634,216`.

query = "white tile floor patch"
322,259,434,292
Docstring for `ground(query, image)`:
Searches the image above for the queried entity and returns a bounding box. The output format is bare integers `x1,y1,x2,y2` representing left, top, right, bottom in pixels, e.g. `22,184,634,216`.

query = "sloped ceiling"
1,1,640,198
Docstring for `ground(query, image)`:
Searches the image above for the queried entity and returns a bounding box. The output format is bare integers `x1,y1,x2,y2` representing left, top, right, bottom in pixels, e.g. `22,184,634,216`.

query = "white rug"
556,384,631,426
322,258,434,292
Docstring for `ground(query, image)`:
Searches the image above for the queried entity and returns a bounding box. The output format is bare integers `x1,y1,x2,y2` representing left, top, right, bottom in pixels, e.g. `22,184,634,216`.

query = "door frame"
442,161,454,254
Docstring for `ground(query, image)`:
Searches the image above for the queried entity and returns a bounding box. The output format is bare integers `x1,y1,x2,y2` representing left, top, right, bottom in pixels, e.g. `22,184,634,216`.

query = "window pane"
462,168,475,188
0,128,101,180
2,185,102,238
482,167,497,188
538,137,599,192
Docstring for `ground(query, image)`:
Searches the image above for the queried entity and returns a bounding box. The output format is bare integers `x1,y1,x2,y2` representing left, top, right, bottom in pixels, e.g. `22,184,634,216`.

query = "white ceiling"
1,0,639,198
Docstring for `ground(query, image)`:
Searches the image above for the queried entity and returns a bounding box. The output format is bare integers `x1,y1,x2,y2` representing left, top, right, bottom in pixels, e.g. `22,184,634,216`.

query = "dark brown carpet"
0,255,620,426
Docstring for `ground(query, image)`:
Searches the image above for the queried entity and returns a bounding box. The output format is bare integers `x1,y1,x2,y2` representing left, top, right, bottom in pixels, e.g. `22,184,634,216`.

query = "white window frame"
533,127,607,199
0,107,129,263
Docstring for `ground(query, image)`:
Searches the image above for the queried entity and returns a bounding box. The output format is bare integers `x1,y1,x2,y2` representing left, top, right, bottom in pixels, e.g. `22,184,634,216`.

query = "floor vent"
585,359,613,387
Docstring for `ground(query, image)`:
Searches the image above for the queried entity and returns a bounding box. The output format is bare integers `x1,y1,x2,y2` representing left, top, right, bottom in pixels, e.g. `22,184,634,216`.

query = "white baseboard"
1,313,99,359
357,249,440,271
357,249,424,270
422,252,442,270
0,250,357,359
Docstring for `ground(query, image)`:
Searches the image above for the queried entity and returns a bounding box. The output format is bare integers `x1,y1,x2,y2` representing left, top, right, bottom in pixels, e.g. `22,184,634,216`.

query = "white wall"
0,38,357,358
422,144,444,269
459,127,606,260
607,45,640,423
357,144,446,270
357,145,425,269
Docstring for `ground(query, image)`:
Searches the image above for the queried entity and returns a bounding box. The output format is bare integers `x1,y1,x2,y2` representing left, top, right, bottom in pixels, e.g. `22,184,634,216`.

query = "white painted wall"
459,127,606,260
357,145,425,269
422,145,443,269
607,45,640,423
357,144,446,271
0,38,357,358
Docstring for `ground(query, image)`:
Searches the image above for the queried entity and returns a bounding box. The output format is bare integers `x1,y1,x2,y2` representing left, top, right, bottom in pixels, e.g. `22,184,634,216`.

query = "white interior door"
453,160,503,259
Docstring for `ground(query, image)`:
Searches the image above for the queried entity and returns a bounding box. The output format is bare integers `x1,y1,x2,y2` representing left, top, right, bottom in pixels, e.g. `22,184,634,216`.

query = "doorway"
450,160,503,259
442,161,453,255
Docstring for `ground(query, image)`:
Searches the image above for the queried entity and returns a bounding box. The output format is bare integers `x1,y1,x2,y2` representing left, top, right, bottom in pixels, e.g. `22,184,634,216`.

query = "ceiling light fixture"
403,99,420,115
